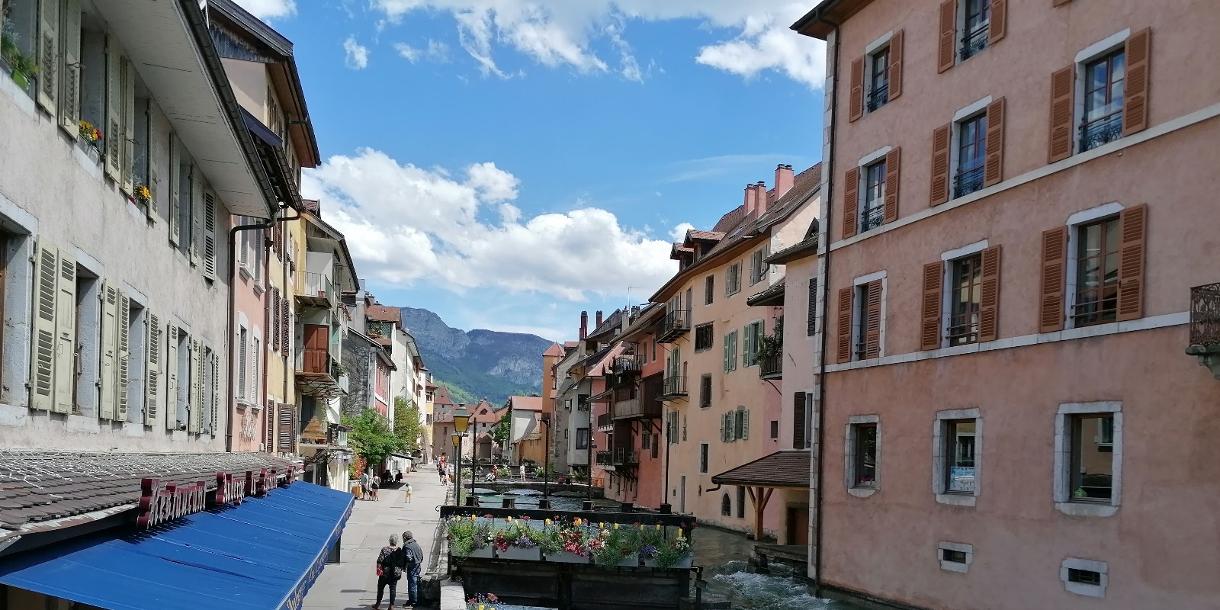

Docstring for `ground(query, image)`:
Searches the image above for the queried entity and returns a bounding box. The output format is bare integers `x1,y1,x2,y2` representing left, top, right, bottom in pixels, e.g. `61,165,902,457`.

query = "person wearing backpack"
372,534,403,609
399,530,425,608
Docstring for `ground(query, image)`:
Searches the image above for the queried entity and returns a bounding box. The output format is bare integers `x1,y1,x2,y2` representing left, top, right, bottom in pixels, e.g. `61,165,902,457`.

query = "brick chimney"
744,184,757,215
580,311,588,339
774,164,794,199
755,181,769,216
595,310,603,328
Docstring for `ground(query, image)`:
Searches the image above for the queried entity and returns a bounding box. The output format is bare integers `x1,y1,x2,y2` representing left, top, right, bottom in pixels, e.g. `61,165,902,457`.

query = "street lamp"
450,433,463,506
453,409,471,506
540,413,551,499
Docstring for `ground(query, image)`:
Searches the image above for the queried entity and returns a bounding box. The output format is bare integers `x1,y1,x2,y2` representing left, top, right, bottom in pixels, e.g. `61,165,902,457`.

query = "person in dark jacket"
399,530,425,608
372,534,402,609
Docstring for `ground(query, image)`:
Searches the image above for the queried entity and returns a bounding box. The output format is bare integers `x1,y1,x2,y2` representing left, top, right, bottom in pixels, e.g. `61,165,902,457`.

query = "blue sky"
235,0,826,341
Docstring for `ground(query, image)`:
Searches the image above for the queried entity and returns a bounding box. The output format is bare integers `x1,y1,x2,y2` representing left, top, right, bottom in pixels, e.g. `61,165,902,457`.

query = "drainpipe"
276,204,301,457
226,214,276,452
258,202,301,457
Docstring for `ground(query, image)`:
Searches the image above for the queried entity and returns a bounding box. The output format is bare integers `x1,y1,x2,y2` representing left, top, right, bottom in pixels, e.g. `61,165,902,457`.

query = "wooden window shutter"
836,287,853,363
888,30,903,100
983,97,1006,187
52,251,76,414
99,284,117,420
145,312,160,426
1038,227,1068,332
266,400,277,451
792,392,807,449
279,404,294,453
920,261,943,351
104,36,121,181
188,339,201,433
203,191,218,279
741,408,749,440
849,56,865,122
930,124,951,205
1048,65,1075,162
36,0,59,113
165,324,178,430
168,137,180,245
190,169,203,266
116,292,130,421
864,280,882,359
883,147,900,223
1116,204,1147,321
988,0,1007,44
937,0,956,73
120,56,135,195
210,352,220,435
1121,28,1151,136
978,246,1002,342
842,167,859,239
280,297,290,353
807,278,818,337
29,244,57,412
59,0,81,133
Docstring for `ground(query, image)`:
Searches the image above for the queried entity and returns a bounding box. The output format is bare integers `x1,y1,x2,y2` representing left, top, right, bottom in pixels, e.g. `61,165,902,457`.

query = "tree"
344,410,405,470
393,397,423,454
491,413,511,445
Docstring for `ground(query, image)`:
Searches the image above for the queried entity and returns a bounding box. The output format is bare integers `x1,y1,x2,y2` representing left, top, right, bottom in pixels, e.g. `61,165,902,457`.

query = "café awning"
0,481,352,610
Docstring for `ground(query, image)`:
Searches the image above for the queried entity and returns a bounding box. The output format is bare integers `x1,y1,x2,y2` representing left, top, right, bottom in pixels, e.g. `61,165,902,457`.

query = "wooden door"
787,505,809,546
302,324,328,373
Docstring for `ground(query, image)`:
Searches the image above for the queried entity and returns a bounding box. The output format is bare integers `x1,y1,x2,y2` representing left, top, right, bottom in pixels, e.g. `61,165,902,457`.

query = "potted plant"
448,516,493,559
1,35,36,91
654,531,693,569
134,184,152,206
493,516,541,561
591,523,639,568
638,524,666,567
545,518,589,564
465,592,500,610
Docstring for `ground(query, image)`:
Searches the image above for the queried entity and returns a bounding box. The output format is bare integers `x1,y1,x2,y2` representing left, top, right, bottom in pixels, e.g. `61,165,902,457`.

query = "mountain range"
399,307,552,405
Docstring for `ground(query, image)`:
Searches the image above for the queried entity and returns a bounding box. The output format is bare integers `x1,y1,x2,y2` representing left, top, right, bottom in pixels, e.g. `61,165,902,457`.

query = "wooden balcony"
759,352,782,380
612,397,662,421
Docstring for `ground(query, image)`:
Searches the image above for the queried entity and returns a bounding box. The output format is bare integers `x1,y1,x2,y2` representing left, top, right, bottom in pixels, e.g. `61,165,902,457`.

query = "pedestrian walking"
371,475,381,501
360,470,371,501
372,534,403,610
399,530,424,609
403,482,413,503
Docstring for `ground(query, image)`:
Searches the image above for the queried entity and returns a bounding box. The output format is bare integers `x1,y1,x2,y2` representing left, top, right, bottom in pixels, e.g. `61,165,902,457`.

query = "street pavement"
302,464,447,610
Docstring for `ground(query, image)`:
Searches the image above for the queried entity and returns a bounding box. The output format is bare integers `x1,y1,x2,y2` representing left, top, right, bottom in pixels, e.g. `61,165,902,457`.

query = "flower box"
616,555,639,568
497,545,542,561
670,556,693,569
456,546,493,559
546,551,589,564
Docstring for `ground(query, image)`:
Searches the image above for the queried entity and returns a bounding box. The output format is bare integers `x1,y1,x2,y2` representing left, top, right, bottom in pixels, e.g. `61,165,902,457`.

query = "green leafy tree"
393,397,423,453
491,413,511,445
344,410,405,469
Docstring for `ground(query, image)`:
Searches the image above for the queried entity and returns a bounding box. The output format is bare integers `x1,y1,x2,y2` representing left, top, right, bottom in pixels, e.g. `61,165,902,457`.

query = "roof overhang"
651,233,766,302
711,450,811,488
791,0,874,40
767,237,819,265
746,280,786,307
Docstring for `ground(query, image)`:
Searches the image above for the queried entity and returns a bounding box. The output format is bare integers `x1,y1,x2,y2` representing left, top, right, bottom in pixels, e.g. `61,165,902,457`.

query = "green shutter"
741,408,749,440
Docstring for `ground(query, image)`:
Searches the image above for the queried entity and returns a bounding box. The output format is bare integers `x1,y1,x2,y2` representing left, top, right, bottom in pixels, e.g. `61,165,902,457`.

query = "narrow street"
303,465,447,610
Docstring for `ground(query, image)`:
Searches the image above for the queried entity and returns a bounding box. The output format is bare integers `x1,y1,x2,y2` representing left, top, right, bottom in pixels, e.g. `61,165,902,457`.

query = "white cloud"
301,149,677,301
343,36,370,70
669,222,695,242
231,0,295,19
395,39,451,63
369,0,825,88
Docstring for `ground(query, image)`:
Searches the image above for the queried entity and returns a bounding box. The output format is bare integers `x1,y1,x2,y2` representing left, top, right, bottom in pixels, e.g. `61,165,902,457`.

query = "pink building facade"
794,0,1220,607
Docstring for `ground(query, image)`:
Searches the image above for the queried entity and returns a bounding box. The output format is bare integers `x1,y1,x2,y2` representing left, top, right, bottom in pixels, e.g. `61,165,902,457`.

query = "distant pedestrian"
403,482,413,503
360,470,371,501
399,530,424,609
372,534,403,610
371,475,381,501
395,471,403,484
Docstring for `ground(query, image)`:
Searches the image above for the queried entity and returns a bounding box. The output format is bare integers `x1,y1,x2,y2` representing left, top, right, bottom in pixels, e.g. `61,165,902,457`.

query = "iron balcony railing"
954,165,985,199
1079,112,1123,153
661,375,687,398
612,354,643,375
595,450,613,466
860,202,885,233
959,24,989,61
1190,283,1220,347
759,353,782,380
866,84,888,112
658,309,690,343
596,413,613,431
612,448,638,466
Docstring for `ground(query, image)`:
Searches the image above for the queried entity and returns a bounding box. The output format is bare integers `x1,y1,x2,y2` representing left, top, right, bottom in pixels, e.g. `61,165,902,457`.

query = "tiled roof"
685,230,725,242
433,385,455,406
711,451,811,488
508,396,545,411
746,278,786,307
366,304,401,323
543,343,565,357
587,308,625,341
0,450,294,540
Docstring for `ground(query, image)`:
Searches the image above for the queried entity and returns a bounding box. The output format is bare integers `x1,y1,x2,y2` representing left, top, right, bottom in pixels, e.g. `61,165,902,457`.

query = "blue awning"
0,482,353,610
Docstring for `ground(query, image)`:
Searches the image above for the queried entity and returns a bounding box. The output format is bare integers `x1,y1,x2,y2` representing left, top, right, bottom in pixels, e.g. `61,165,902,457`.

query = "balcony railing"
596,413,613,431
866,84,888,112
860,202,885,233
1079,112,1123,153
959,24,988,61
759,353,782,380
612,448,638,466
611,354,642,375
661,375,687,398
954,165,985,199
595,450,613,466
657,309,690,343
298,272,335,308
1190,284,1220,348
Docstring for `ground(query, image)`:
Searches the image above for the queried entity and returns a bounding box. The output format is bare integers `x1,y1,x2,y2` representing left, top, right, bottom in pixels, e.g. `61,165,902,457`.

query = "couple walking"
373,530,424,609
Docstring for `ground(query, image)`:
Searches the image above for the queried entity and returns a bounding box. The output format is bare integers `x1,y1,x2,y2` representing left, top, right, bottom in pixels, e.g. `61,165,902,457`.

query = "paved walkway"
303,465,448,610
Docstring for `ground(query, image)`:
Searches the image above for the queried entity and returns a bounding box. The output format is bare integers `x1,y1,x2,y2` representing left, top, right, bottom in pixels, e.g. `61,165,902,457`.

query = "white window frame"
844,414,880,497
850,271,887,361
1073,29,1132,156
932,407,981,506
948,95,992,200
954,0,992,65
939,239,989,348
938,541,974,574
1063,202,1125,330
1054,401,1123,517
863,32,893,114
1061,557,1108,598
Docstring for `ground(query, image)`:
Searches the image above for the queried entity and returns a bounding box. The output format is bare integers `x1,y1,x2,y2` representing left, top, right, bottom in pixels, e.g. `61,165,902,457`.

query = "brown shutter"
265,399,276,451
883,147,900,223
988,0,1007,44
792,393,806,450
1048,65,1075,162
1116,204,1147,321
920,261,943,350
888,30,903,100
983,97,1006,187
1122,28,1151,136
864,280,882,359
1039,227,1068,332
979,246,1002,342
930,124,951,205
849,56,865,122
937,0,957,73
836,287,853,363
842,167,859,239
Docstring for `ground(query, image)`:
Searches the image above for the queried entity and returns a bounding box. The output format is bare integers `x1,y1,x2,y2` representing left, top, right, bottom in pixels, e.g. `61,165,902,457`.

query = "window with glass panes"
1081,49,1125,152
867,47,889,111
943,419,976,493
955,114,987,198
853,285,870,360
960,0,990,60
861,160,886,232
853,423,877,487
1073,217,1120,326
1069,413,1114,502
948,254,982,345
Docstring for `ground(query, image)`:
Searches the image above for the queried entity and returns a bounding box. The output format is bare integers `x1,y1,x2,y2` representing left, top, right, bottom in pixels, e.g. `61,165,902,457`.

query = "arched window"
721,493,732,516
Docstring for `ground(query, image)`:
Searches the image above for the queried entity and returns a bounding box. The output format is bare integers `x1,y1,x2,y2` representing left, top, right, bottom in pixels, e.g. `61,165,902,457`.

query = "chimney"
595,310,603,328
580,311,588,340
755,181,769,215
774,164,794,200
744,184,757,215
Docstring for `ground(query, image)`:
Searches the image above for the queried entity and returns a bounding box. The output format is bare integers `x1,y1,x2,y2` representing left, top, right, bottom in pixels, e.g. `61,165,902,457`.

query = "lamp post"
453,409,471,506
540,413,551,499
449,433,462,506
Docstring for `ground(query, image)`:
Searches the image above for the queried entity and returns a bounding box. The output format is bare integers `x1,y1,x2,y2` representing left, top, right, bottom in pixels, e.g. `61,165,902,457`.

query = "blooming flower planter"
546,551,589,564
497,546,542,561
456,546,493,559
616,555,640,568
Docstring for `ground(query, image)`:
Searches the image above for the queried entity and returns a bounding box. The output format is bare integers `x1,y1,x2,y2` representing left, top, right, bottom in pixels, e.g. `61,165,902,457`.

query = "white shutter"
145,312,160,426
52,251,75,414
203,191,217,279
742,325,751,367
29,244,57,411
209,349,220,435
120,55,135,194
168,136,179,245
190,169,202,266
36,0,59,113
104,36,121,181
188,339,201,432
58,0,80,132
164,324,178,430
98,284,117,420
115,291,130,421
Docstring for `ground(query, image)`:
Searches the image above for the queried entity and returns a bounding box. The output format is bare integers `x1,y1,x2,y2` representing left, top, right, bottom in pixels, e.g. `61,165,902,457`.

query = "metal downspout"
225,215,276,452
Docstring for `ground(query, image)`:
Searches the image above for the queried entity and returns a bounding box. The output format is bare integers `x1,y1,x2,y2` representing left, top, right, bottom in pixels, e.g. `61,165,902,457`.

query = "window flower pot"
497,545,541,561
546,551,588,564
